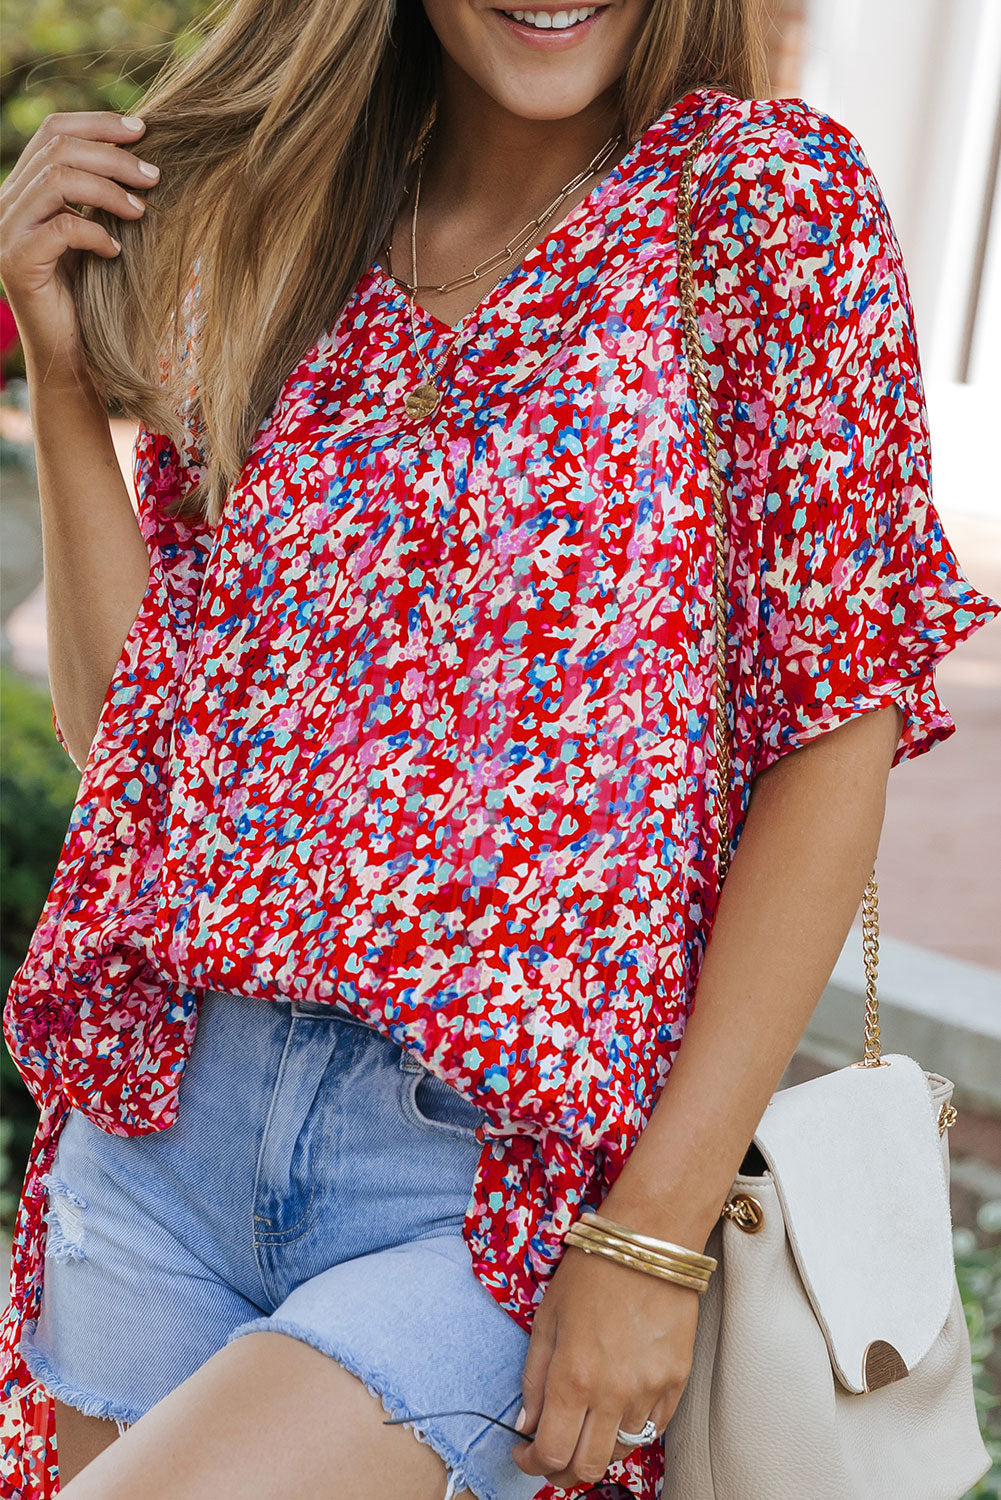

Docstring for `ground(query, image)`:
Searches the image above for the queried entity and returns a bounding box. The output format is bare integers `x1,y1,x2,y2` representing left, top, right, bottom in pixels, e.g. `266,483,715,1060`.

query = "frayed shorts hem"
225,1313,491,1500
19,1318,141,1431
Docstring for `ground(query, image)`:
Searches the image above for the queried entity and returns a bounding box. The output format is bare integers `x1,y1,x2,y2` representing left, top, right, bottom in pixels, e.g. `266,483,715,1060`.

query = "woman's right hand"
0,111,160,376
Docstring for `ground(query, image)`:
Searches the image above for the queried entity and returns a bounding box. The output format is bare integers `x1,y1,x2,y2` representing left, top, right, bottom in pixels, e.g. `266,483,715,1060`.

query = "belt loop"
289,998,378,1030
290,999,346,1020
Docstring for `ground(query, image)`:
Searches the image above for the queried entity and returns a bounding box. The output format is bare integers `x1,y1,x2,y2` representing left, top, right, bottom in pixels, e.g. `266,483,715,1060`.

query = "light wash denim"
21,988,543,1500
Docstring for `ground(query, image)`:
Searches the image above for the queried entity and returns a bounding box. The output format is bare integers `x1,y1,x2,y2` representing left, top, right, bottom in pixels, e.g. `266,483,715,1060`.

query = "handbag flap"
750,1052,955,1394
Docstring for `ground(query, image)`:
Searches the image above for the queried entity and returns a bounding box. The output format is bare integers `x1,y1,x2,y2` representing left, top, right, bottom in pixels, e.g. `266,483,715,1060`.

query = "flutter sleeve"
690,96,1000,780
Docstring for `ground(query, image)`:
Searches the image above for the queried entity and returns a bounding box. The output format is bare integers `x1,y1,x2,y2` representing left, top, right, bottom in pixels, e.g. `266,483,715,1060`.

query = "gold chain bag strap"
656,120,989,1500
677,121,890,1064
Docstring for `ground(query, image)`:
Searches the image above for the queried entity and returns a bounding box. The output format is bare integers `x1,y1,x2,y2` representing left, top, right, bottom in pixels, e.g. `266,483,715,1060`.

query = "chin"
477,75,616,123
427,0,645,117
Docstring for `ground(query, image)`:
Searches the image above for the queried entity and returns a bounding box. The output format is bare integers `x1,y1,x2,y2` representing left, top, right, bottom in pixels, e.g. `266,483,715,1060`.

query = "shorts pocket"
398,1052,486,1140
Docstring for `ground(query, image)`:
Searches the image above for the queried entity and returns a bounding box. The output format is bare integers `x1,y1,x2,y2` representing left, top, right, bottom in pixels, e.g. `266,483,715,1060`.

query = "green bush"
0,666,80,1234
3,0,214,170
958,1214,1001,1497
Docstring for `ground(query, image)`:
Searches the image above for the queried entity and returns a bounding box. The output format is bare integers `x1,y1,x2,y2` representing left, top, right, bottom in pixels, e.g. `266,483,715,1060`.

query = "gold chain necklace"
396,128,625,423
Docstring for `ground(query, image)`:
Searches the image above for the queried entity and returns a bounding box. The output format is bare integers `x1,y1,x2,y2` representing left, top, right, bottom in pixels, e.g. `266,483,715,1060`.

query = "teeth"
503,7,600,28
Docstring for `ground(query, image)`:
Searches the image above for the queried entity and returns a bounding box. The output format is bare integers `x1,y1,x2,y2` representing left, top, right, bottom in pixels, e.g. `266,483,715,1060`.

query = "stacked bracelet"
564,1210,717,1295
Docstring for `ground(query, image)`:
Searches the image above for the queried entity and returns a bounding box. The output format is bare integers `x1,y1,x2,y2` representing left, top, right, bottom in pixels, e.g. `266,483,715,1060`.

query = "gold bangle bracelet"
581,1211,717,1270
566,1227,712,1288
580,1211,717,1271
567,1221,712,1282
567,1236,710,1294
570,1220,713,1278
565,1231,710,1293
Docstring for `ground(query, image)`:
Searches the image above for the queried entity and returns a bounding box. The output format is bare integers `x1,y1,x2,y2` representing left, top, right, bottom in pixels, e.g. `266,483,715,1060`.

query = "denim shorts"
20,988,543,1500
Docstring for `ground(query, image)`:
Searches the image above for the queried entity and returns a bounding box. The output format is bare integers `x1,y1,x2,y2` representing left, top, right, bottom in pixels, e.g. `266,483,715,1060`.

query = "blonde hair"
74,0,766,527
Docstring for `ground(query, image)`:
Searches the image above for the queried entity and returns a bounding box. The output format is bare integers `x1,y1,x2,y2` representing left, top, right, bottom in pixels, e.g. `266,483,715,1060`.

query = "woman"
1,0,997,1495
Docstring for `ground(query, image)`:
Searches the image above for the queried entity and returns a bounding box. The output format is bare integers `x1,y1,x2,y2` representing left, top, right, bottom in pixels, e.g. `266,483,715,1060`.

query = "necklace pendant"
404,381,439,420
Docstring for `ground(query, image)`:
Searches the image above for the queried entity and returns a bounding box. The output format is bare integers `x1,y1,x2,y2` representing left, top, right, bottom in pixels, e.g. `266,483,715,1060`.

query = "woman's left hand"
510,1236,702,1491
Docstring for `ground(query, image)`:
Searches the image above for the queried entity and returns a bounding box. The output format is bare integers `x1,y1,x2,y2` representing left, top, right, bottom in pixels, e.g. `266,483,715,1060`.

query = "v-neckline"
365,86,715,342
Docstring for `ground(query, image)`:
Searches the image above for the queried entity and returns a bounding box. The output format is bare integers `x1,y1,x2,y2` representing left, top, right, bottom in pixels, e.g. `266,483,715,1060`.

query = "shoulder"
635,89,901,308
680,90,872,186
674,96,926,502
667,91,913,369
681,92,894,254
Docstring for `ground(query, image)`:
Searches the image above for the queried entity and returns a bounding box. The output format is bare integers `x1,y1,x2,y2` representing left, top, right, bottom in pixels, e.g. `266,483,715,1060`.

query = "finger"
609,1397,670,1466
512,1363,588,1480
35,132,160,195
3,112,146,197
34,210,124,263
11,162,149,233
611,1402,661,1450
557,1403,622,1491
514,1313,555,1440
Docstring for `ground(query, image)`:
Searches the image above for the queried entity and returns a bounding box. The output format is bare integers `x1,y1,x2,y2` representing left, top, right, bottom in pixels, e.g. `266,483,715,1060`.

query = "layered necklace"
384,126,626,422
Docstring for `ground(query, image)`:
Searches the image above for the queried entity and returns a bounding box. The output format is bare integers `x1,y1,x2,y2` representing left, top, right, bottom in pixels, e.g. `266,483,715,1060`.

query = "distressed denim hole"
41,1171,88,1264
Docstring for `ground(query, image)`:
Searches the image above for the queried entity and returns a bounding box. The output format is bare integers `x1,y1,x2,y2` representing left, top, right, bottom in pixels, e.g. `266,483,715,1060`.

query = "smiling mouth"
495,6,608,31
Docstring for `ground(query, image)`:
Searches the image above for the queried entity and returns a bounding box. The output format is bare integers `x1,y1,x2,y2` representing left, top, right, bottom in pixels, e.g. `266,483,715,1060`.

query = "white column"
800,0,1000,523
800,0,1000,388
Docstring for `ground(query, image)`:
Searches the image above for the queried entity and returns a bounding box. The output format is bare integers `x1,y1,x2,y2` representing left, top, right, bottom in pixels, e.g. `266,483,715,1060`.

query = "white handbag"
661,123,992,1500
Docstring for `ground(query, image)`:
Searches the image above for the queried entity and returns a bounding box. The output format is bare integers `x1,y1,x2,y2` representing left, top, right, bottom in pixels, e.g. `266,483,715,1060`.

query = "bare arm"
0,109,160,768
28,367,150,771
597,700,904,1247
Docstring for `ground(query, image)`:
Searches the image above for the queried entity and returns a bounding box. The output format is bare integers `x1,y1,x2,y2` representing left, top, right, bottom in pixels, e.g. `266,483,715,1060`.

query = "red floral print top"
3,86,999,1500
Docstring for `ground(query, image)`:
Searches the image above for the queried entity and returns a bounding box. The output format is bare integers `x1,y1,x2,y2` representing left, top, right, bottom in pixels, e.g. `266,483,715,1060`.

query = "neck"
415,66,626,236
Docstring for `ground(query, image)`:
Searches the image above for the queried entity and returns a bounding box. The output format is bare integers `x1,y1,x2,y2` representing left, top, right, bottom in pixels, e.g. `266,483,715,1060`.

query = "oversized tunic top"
3,86,999,1499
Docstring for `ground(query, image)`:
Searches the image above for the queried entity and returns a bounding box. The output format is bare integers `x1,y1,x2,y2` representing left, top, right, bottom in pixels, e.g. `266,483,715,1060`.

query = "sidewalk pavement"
876,506,1000,970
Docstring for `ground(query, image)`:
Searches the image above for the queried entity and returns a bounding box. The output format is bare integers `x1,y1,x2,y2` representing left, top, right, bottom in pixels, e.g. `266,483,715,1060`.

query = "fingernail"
126,193,144,210
137,160,160,179
109,236,122,252
122,115,145,130
514,1406,527,1432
